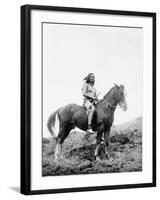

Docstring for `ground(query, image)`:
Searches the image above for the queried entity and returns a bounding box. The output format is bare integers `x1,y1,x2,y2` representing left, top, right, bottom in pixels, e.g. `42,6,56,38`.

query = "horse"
47,84,127,161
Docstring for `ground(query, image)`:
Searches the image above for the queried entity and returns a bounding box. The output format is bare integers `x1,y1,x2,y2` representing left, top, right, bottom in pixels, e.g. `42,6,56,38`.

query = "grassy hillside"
113,116,142,134
42,116,142,176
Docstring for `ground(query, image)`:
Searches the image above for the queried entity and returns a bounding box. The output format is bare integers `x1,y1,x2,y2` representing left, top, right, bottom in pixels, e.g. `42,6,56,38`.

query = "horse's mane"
103,86,115,99
97,86,115,104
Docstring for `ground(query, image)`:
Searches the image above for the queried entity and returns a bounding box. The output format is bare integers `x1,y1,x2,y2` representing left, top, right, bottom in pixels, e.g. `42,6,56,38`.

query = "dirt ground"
42,117,142,176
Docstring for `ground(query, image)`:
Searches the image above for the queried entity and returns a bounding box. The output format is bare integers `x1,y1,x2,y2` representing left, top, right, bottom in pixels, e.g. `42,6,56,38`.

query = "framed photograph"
21,4,156,195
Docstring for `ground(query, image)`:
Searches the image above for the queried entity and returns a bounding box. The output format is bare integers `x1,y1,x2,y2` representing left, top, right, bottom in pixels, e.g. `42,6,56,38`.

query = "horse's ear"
114,83,119,89
119,84,124,90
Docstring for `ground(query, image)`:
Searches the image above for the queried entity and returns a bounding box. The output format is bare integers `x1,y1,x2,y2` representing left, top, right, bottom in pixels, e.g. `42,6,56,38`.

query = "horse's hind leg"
54,125,72,160
55,142,62,160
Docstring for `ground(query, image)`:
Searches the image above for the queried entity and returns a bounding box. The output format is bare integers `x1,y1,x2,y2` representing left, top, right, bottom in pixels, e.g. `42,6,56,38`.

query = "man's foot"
87,125,95,134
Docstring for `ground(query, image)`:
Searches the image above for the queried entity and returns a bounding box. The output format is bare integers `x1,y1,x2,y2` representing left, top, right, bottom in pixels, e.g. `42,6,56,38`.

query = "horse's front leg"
94,125,104,161
104,127,111,159
94,143,101,161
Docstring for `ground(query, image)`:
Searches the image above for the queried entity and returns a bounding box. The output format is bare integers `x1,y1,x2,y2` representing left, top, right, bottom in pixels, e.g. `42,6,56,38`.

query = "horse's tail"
47,108,60,139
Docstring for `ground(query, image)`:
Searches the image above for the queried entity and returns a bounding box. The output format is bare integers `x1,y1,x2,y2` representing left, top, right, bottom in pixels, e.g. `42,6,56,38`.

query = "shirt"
82,83,97,100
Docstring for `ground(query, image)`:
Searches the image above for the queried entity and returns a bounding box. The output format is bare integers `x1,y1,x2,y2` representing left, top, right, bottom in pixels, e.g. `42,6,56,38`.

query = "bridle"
100,99,117,112
97,86,127,113
105,102,117,112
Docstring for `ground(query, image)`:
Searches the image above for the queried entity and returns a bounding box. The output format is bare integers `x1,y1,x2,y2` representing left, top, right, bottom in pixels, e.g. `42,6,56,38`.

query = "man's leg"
87,104,95,133
88,108,94,127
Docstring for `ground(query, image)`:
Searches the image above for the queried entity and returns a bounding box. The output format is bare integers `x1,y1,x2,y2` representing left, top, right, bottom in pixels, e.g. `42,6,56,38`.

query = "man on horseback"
48,82,127,160
82,73,98,134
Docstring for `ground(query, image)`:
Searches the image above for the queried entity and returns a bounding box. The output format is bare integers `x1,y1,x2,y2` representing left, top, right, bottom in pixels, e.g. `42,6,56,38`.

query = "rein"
95,86,120,112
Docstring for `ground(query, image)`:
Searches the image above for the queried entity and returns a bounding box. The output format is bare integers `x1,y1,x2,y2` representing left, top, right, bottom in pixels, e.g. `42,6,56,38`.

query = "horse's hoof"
109,157,114,161
55,155,60,161
105,154,110,160
101,138,104,144
95,156,101,162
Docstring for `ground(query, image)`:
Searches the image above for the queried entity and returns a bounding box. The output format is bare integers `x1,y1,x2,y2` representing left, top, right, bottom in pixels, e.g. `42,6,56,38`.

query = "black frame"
21,4,156,195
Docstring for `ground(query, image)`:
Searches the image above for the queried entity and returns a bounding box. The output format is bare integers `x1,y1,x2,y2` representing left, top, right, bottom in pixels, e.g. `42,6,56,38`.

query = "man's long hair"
83,73,95,85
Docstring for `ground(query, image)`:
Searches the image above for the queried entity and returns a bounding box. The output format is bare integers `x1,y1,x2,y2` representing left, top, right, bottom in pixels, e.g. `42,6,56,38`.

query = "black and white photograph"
42,22,143,176
20,5,156,194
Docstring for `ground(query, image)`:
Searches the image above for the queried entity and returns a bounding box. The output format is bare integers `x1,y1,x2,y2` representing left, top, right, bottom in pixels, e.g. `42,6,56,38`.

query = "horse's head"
114,83,128,111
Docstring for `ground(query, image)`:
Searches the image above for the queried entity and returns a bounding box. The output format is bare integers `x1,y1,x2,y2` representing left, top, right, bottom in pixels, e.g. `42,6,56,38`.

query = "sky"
43,23,143,137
